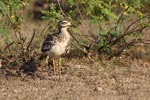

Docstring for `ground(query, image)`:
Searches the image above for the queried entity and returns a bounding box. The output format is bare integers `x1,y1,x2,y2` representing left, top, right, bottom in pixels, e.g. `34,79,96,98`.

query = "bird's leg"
46,56,49,68
47,57,53,76
52,59,56,79
48,57,53,76
58,57,62,79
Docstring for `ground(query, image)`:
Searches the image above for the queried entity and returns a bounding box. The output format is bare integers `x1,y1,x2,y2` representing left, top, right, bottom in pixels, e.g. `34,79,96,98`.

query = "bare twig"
125,18,141,33
6,14,21,42
125,15,150,33
5,42,13,55
56,0,66,17
40,22,51,36
114,14,124,31
110,25,148,46
108,38,150,59
114,0,131,31
71,41,88,54
110,16,150,46
26,29,36,51
1,35,13,55
98,15,150,53
4,42,14,51
18,31,25,43
76,3,84,20
108,42,133,59
68,29,80,44
22,19,29,35
134,39,150,45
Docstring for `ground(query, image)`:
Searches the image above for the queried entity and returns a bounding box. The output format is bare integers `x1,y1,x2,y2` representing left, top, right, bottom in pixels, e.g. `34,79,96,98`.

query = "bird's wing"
41,34,58,52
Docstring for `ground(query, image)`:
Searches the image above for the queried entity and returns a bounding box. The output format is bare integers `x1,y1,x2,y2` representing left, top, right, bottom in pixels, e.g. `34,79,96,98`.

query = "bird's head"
58,20,71,28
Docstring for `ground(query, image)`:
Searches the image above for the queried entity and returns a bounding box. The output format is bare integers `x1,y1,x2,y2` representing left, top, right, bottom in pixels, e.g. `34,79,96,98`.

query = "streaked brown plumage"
40,20,71,78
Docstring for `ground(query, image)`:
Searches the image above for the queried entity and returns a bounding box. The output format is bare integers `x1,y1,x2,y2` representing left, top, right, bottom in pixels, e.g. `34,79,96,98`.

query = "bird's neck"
59,27,70,41
58,26,66,31
59,27,69,35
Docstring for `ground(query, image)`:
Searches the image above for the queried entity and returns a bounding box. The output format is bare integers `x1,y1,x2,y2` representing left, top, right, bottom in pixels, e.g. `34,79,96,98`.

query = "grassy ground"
0,19,150,100
0,56,150,100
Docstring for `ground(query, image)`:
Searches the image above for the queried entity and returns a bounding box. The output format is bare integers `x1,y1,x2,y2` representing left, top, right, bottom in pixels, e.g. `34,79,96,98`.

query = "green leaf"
67,0,74,6
98,39,106,46
0,1,7,16
99,29,108,35
71,27,80,35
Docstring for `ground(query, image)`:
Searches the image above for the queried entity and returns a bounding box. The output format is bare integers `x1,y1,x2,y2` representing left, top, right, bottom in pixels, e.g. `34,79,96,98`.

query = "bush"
0,0,150,66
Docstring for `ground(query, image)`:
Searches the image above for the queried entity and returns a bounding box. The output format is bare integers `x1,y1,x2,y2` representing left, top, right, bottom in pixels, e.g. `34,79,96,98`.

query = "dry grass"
0,56,150,100
0,18,150,100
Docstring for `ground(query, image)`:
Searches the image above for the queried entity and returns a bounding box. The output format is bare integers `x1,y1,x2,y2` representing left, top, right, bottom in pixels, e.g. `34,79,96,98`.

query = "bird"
40,20,71,78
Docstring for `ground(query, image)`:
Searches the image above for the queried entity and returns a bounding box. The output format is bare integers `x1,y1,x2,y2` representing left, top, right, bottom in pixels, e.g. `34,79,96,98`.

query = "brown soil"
0,58,150,100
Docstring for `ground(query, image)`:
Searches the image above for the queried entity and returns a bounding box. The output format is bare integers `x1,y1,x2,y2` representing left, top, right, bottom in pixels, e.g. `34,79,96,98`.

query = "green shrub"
0,0,150,62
